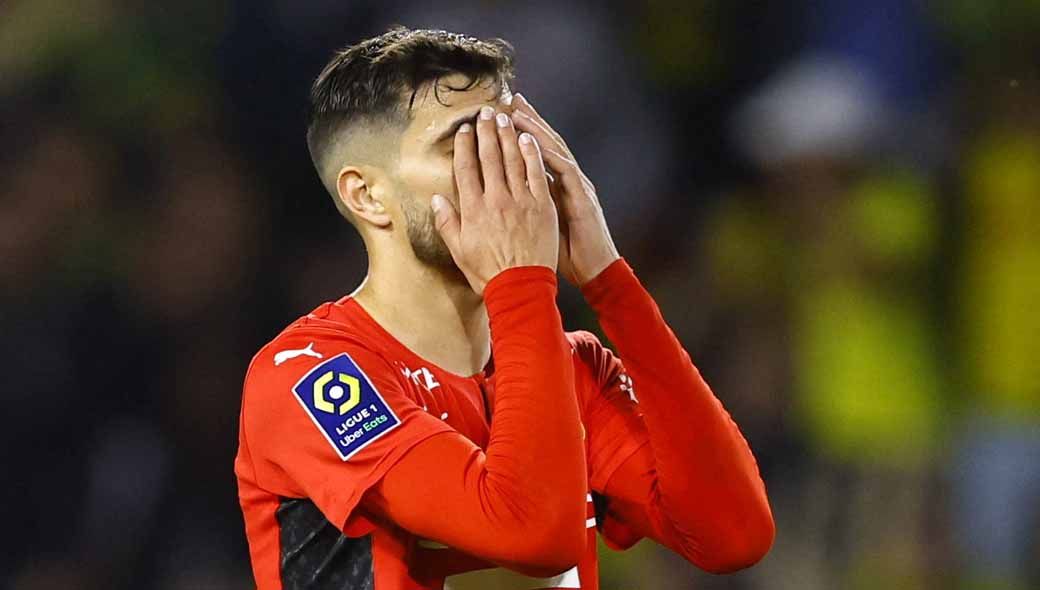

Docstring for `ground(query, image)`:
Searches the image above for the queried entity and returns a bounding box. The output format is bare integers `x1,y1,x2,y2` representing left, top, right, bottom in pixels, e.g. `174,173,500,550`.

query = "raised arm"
369,106,587,575
583,260,774,573
368,267,585,575
510,94,774,573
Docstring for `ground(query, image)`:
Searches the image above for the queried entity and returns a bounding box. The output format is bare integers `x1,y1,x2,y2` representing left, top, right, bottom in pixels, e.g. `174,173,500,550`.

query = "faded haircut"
306,26,516,212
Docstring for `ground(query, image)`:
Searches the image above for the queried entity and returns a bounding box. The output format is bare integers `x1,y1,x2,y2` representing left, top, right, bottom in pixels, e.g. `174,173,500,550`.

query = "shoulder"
566,329,605,357
565,330,623,387
239,310,424,462
243,307,404,412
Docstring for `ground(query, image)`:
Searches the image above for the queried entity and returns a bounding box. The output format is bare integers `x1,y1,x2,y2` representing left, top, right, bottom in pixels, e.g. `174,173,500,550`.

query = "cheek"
398,155,455,196
429,157,459,201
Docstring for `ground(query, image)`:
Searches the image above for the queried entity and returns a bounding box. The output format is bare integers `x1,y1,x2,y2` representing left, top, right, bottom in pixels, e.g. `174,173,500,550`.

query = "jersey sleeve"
362,267,590,577
240,335,455,534
580,258,775,572
569,331,651,549
570,331,650,493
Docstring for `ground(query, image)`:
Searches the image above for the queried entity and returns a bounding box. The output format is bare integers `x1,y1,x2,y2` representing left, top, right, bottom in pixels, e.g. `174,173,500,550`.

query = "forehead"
405,73,513,140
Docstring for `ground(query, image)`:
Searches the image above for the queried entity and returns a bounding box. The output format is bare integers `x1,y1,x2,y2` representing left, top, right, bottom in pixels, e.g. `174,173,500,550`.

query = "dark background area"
2,1,1039,588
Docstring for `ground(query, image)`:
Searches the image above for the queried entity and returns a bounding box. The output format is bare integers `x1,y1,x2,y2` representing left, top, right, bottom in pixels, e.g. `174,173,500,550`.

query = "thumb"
431,194,461,250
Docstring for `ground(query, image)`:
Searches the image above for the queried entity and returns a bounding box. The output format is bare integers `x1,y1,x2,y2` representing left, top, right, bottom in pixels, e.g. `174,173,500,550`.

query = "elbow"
538,533,585,577
505,510,586,578
695,506,775,574
513,557,582,582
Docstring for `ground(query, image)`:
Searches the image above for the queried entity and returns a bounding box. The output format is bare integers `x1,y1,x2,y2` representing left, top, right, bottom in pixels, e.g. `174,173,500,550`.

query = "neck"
353,247,490,377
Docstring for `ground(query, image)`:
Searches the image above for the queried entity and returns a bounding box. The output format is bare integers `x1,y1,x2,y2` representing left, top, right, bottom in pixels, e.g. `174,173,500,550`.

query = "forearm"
370,267,586,574
583,259,774,571
482,265,587,544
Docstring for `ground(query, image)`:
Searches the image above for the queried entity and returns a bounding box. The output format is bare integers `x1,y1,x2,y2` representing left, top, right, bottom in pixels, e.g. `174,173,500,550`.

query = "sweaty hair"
306,26,516,204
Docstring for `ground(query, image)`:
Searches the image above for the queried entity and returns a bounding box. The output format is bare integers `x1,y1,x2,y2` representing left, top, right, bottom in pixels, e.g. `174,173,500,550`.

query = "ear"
336,166,392,228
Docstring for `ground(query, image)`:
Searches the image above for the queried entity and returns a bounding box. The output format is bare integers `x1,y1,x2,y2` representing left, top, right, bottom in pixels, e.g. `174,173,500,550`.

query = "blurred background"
2,1,1038,589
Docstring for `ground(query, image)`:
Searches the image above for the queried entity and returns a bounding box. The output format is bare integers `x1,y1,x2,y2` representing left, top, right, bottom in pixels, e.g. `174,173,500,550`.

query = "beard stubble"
402,195,458,269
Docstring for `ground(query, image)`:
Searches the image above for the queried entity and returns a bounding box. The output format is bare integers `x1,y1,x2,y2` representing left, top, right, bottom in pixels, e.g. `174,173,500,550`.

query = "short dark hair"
306,26,516,187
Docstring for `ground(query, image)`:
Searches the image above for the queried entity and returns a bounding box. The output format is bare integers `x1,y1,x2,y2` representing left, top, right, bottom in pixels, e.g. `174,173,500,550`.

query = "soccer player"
235,27,774,590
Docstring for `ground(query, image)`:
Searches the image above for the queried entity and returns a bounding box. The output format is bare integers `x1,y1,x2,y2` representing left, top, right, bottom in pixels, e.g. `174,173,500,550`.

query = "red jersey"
235,260,774,589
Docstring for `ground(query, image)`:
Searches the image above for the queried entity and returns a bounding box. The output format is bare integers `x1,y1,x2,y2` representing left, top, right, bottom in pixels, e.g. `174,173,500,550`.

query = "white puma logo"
274,343,323,366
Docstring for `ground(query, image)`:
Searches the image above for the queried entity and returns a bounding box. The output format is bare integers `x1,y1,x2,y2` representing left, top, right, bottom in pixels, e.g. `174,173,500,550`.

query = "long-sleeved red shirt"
235,260,773,589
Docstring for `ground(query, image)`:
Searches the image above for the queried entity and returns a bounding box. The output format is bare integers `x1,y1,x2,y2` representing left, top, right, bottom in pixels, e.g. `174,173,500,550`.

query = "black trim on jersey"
591,491,609,530
277,498,374,589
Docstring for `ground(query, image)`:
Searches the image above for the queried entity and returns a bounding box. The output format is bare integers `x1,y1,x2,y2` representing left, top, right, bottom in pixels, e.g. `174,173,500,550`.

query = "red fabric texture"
581,258,776,573
366,266,589,576
235,260,774,588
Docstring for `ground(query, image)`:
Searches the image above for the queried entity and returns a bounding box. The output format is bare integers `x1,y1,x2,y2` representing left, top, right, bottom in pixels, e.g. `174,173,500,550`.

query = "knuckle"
483,189,506,206
514,191,534,208
493,188,515,205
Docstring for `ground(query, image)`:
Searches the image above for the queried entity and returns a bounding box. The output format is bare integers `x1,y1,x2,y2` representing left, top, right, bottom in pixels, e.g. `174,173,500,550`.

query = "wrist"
571,219,620,286
484,266,565,354
576,252,621,286
580,257,641,309
484,265,558,315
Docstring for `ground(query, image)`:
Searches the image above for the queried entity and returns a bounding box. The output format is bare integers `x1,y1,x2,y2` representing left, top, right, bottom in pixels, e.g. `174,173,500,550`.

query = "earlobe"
337,166,392,228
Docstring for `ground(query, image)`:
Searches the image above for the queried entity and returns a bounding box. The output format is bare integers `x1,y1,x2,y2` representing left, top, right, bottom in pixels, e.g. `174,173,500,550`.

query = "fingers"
511,94,568,152
511,110,565,157
541,146,590,195
540,146,579,177
476,105,508,197
511,108,584,187
494,111,528,201
519,133,552,204
514,117,588,199
431,194,461,253
453,123,481,213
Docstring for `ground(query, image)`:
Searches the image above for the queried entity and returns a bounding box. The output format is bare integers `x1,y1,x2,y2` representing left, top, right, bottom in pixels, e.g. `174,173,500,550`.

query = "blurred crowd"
1,1,1038,589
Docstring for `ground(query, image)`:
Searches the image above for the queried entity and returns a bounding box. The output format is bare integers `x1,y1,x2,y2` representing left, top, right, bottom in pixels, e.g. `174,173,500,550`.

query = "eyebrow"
430,108,483,145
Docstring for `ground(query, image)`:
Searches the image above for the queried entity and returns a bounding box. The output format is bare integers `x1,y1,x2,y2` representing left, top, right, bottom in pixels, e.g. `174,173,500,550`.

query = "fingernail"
458,123,472,133
480,106,494,120
431,194,444,212
519,132,532,146
495,112,510,128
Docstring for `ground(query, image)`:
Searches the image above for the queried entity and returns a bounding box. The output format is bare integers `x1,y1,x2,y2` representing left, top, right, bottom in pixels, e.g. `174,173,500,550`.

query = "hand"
432,106,559,295
510,94,619,286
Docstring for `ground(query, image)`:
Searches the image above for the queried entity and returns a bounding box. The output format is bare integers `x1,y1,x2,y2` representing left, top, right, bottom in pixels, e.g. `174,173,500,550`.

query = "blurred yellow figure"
951,120,1040,590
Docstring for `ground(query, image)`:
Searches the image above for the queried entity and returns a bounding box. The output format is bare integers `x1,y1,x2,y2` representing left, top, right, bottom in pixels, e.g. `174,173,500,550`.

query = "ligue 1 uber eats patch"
292,353,401,460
